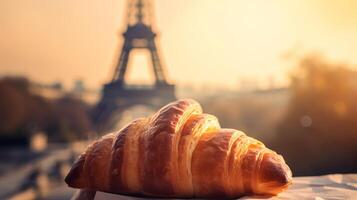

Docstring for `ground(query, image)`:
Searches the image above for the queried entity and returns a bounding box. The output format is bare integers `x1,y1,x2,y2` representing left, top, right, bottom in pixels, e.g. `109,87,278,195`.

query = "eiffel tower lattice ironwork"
94,0,176,133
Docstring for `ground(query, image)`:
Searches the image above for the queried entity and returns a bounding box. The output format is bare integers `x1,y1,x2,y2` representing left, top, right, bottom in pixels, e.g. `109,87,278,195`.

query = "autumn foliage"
0,77,92,143
273,55,357,175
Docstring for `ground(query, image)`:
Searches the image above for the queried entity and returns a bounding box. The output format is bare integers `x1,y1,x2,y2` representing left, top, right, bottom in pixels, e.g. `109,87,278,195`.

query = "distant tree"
0,77,93,143
201,92,287,142
0,77,30,137
273,55,357,175
48,96,92,142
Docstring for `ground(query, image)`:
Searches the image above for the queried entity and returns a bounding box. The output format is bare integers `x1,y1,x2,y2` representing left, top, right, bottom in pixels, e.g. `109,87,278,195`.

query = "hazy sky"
1,0,357,89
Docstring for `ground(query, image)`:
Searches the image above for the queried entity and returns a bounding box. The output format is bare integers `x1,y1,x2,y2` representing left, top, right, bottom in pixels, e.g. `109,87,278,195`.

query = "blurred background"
1,0,357,199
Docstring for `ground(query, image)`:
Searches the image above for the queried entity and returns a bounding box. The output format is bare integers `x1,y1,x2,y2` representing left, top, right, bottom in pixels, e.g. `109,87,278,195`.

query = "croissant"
65,99,292,198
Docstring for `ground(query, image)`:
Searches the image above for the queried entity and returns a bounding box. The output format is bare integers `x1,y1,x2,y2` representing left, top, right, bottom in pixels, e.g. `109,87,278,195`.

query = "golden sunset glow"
1,0,357,89
1,1,357,198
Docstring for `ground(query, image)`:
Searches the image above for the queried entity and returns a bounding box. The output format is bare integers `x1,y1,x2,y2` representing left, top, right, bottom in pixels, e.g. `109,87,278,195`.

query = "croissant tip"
257,153,292,194
65,166,80,187
64,168,75,187
64,155,87,188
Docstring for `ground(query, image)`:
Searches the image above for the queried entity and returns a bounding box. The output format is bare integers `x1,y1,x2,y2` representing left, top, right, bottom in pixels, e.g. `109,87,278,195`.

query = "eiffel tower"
94,0,176,133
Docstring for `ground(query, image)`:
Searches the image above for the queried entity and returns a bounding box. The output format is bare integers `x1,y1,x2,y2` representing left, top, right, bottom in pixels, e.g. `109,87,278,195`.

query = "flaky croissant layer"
65,99,292,198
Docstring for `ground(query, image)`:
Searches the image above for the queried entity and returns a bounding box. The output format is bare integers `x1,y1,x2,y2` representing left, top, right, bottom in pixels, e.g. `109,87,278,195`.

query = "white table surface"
72,174,357,200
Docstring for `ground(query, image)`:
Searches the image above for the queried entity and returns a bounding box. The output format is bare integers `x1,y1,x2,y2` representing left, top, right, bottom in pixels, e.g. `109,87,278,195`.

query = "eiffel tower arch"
93,0,176,133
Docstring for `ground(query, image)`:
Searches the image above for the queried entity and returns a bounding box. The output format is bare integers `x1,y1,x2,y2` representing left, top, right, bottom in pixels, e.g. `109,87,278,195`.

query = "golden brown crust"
109,118,150,194
109,129,128,192
141,99,201,196
84,134,114,191
191,129,235,197
65,99,292,198
120,118,149,193
176,114,220,196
